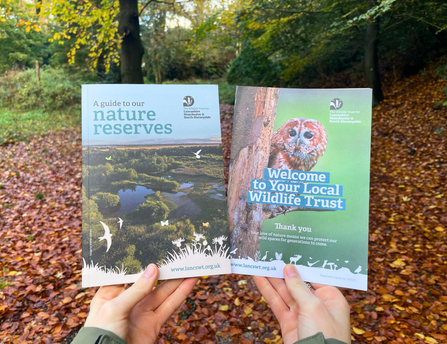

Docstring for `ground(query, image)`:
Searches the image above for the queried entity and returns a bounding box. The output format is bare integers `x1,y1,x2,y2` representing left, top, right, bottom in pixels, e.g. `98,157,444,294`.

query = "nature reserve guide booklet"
82,85,231,287
227,87,371,290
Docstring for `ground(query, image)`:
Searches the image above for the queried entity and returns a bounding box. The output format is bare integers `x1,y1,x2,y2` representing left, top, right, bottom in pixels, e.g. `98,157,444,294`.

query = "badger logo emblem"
183,96,194,107
330,98,343,110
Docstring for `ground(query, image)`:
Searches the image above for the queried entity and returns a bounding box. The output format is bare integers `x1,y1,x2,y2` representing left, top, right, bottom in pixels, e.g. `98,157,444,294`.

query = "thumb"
284,264,314,305
110,264,159,316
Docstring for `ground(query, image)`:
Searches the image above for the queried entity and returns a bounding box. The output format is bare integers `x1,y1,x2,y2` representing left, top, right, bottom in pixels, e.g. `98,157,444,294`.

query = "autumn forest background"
0,0,447,343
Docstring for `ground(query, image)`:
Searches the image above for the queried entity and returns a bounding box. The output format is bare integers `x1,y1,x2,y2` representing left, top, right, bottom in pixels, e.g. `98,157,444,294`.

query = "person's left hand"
85,264,198,344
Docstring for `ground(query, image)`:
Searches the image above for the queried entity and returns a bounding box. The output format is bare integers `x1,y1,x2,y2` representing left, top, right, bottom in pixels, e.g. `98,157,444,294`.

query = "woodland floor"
0,62,446,344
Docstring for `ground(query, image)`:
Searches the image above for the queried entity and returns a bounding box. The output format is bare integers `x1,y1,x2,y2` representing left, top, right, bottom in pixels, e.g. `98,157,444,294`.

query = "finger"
87,285,125,321
153,278,198,323
253,276,289,316
267,277,297,308
309,282,330,290
283,264,316,306
135,277,185,312
108,264,159,316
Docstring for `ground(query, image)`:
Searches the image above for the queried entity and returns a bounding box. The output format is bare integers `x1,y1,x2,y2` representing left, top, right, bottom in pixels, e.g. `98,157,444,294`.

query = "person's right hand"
253,264,351,344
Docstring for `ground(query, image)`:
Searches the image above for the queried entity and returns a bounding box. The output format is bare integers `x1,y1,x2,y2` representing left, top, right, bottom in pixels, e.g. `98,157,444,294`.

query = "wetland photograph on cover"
82,144,229,282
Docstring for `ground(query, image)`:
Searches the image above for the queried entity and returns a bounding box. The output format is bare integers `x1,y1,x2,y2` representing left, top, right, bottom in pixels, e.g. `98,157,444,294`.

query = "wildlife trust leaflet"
227,86,372,290
82,84,231,287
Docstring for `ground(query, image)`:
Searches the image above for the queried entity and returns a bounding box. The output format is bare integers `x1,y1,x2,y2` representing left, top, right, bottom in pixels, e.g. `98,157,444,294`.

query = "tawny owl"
263,118,327,219
268,118,327,171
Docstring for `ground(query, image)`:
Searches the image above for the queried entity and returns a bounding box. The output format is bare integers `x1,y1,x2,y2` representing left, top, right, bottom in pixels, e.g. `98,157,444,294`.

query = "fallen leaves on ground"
0,64,446,343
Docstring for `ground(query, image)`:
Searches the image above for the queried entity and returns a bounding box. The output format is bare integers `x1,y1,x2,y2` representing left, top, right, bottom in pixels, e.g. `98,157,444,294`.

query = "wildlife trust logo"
183,96,194,107
330,98,343,110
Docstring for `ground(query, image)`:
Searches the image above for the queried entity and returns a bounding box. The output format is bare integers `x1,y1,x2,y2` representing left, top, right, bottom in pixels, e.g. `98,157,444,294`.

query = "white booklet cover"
82,84,231,287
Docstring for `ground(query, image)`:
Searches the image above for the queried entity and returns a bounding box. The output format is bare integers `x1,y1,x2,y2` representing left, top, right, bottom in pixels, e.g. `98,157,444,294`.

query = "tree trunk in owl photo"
228,87,279,259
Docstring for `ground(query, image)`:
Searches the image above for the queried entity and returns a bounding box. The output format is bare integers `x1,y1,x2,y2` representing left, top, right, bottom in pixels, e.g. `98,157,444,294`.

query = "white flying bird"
193,149,202,159
161,220,169,226
117,217,123,229
99,221,112,252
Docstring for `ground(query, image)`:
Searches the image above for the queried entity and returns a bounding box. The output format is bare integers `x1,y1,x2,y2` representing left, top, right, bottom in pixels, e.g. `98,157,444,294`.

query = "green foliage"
91,192,120,212
223,0,447,87
0,0,50,73
108,168,139,182
35,192,45,200
139,174,180,193
0,66,83,113
82,187,109,254
141,1,234,83
0,279,12,289
227,44,283,86
0,109,80,145
435,56,447,80
40,0,120,72
116,245,143,274
128,200,169,225
217,80,236,105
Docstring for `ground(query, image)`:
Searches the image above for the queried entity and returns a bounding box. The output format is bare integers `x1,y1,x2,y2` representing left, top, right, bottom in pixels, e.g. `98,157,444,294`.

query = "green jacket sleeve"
71,327,127,344
71,328,347,344
294,332,348,344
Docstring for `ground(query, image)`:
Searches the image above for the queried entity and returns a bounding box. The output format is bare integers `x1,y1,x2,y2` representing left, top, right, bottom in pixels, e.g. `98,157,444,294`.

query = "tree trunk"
119,0,144,84
228,87,279,259
365,4,383,106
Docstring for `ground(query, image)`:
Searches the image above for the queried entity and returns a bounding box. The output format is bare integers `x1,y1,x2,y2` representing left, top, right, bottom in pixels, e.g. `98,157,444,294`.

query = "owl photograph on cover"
268,117,328,171
264,117,328,218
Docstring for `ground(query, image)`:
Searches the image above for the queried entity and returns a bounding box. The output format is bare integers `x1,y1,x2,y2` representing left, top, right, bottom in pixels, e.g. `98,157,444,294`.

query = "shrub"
0,66,84,112
92,192,120,212
226,44,283,86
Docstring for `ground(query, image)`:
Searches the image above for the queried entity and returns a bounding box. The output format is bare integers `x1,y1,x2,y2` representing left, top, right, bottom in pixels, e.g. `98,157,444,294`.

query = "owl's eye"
304,132,314,139
289,129,297,137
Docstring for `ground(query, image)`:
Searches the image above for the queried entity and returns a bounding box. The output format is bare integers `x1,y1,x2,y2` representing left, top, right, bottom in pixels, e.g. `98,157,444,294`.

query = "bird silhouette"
275,252,283,260
193,149,202,159
261,251,269,261
307,260,320,267
354,265,362,274
230,248,238,255
99,221,112,252
117,217,123,230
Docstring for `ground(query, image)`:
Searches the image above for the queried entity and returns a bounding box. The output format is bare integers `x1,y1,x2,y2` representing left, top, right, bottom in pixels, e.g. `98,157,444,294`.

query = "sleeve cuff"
71,327,127,344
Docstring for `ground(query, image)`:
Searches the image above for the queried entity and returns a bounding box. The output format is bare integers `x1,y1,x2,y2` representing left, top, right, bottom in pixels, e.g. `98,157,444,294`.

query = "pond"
118,185,155,214
116,182,202,219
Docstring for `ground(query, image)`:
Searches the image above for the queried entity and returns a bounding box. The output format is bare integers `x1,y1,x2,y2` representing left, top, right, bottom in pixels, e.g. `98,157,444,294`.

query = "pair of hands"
85,264,350,344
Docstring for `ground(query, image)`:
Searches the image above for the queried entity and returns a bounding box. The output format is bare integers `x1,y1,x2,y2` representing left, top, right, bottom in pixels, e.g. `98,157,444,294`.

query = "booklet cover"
228,86,371,290
82,84,231,287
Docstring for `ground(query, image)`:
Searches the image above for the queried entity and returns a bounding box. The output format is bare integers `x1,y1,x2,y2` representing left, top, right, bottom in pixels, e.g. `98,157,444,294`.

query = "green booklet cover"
82,85,231,287
228,86,371,290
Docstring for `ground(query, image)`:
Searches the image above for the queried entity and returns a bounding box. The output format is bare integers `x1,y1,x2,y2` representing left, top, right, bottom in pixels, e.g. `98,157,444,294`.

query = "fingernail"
285,264,299,278
143,264,156,278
